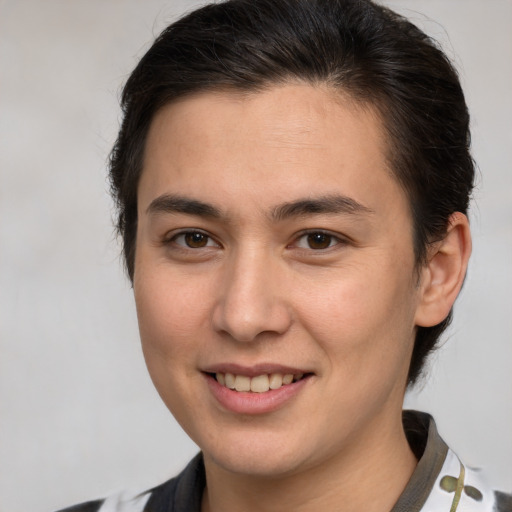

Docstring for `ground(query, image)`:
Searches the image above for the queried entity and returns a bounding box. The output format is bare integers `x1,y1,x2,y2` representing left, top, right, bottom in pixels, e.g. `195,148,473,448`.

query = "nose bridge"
212,244,291,342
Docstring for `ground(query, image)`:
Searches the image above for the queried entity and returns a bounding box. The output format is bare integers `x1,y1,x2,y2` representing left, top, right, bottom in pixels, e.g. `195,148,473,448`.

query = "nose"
212,250,292,342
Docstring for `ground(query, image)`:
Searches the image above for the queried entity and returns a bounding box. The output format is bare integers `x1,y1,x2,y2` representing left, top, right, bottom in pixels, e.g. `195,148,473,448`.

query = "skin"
133,84,471,512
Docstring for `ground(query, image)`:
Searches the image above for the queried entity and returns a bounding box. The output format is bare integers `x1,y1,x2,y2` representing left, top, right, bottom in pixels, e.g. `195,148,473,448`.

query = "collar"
140,410,503,512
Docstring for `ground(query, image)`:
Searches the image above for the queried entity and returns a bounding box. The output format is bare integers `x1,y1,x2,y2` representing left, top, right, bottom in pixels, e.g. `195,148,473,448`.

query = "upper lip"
203,363,312,377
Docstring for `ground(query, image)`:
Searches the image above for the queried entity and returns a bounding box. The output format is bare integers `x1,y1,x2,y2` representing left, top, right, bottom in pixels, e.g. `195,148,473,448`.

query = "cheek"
133,268,215,424
133,266,213,366
295,259,418,372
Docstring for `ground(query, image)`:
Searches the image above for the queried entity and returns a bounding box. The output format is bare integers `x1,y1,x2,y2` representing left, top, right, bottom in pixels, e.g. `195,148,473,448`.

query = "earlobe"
415,212,472,327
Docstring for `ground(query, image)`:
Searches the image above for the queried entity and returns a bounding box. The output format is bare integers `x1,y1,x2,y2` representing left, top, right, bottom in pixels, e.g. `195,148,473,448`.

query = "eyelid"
165,229,221,248
162,228,349,251
290,229,349,250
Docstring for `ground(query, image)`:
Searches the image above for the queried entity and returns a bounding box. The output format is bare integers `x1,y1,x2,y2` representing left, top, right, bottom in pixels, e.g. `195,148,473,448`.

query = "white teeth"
282,374,294,385
234,375,251,392
250,374,270,393
225,372,236,389
215,372,305,392
269,373,283,389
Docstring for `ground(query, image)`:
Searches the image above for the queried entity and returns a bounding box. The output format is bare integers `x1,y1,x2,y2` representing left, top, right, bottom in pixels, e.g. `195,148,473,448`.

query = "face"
134,84,424,478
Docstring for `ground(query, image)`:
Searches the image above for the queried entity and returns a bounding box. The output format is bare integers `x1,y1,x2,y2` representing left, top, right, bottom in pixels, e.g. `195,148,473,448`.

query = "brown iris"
184,232,209,248
307,232,333,249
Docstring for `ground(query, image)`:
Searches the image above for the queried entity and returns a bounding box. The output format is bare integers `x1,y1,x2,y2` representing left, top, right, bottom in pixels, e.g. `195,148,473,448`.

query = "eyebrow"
146,194,222,218
270,195,374,221
146,193,374,221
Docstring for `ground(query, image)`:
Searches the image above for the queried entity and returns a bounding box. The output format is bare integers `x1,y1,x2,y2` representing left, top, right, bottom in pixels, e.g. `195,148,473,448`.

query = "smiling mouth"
211,372,308,393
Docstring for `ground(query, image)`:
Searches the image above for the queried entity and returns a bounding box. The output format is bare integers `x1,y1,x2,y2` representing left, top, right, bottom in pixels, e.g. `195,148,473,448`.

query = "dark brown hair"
109,0,474,385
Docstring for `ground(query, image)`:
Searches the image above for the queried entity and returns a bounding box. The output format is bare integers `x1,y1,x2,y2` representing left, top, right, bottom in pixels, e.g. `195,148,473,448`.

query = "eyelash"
165,229,346,252
166,230,220,249
291,230,346,251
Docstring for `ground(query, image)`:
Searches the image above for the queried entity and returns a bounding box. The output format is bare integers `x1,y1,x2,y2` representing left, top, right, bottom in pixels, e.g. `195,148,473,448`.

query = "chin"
200,428,317,478
208,449,305,478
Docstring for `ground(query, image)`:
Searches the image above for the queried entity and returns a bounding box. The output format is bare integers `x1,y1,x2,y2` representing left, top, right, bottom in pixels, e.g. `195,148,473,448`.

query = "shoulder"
55,500,104,512
54,491,150,512
495,491,512,512
54,453,205,512
54,488,154,512
398,411,511,512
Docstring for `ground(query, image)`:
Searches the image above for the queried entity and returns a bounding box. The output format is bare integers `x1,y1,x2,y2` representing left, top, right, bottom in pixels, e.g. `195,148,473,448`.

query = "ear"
415,212,472,327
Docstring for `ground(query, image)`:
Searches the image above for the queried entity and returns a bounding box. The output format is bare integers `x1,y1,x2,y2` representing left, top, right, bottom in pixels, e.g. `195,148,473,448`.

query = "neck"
201,411,417,512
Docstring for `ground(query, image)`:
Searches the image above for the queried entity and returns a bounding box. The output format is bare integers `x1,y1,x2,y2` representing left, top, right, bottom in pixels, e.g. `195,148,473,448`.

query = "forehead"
145,84,386,163
139,84,408,223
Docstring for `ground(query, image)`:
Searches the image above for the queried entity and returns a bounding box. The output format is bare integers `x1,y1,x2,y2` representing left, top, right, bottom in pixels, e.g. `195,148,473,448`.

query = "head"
110,0,474,385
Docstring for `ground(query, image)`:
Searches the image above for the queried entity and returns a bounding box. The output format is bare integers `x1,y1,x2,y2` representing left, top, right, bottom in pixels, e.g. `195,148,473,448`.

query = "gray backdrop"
1,1,511,511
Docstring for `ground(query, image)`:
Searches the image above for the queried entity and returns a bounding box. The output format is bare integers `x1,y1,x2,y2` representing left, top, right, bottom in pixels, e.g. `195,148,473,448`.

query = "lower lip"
205,374,311,415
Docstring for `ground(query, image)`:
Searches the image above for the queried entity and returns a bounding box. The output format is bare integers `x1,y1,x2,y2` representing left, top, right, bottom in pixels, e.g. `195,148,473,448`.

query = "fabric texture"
56,411,511,512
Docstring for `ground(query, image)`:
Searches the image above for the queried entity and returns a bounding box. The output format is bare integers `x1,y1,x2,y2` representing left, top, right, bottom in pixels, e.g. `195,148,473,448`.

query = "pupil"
308,233,331,249
185,232,207,248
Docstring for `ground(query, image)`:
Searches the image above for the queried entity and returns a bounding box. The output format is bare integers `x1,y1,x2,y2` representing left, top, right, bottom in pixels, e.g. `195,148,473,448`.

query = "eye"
294,231,342,250
170,231,218,249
